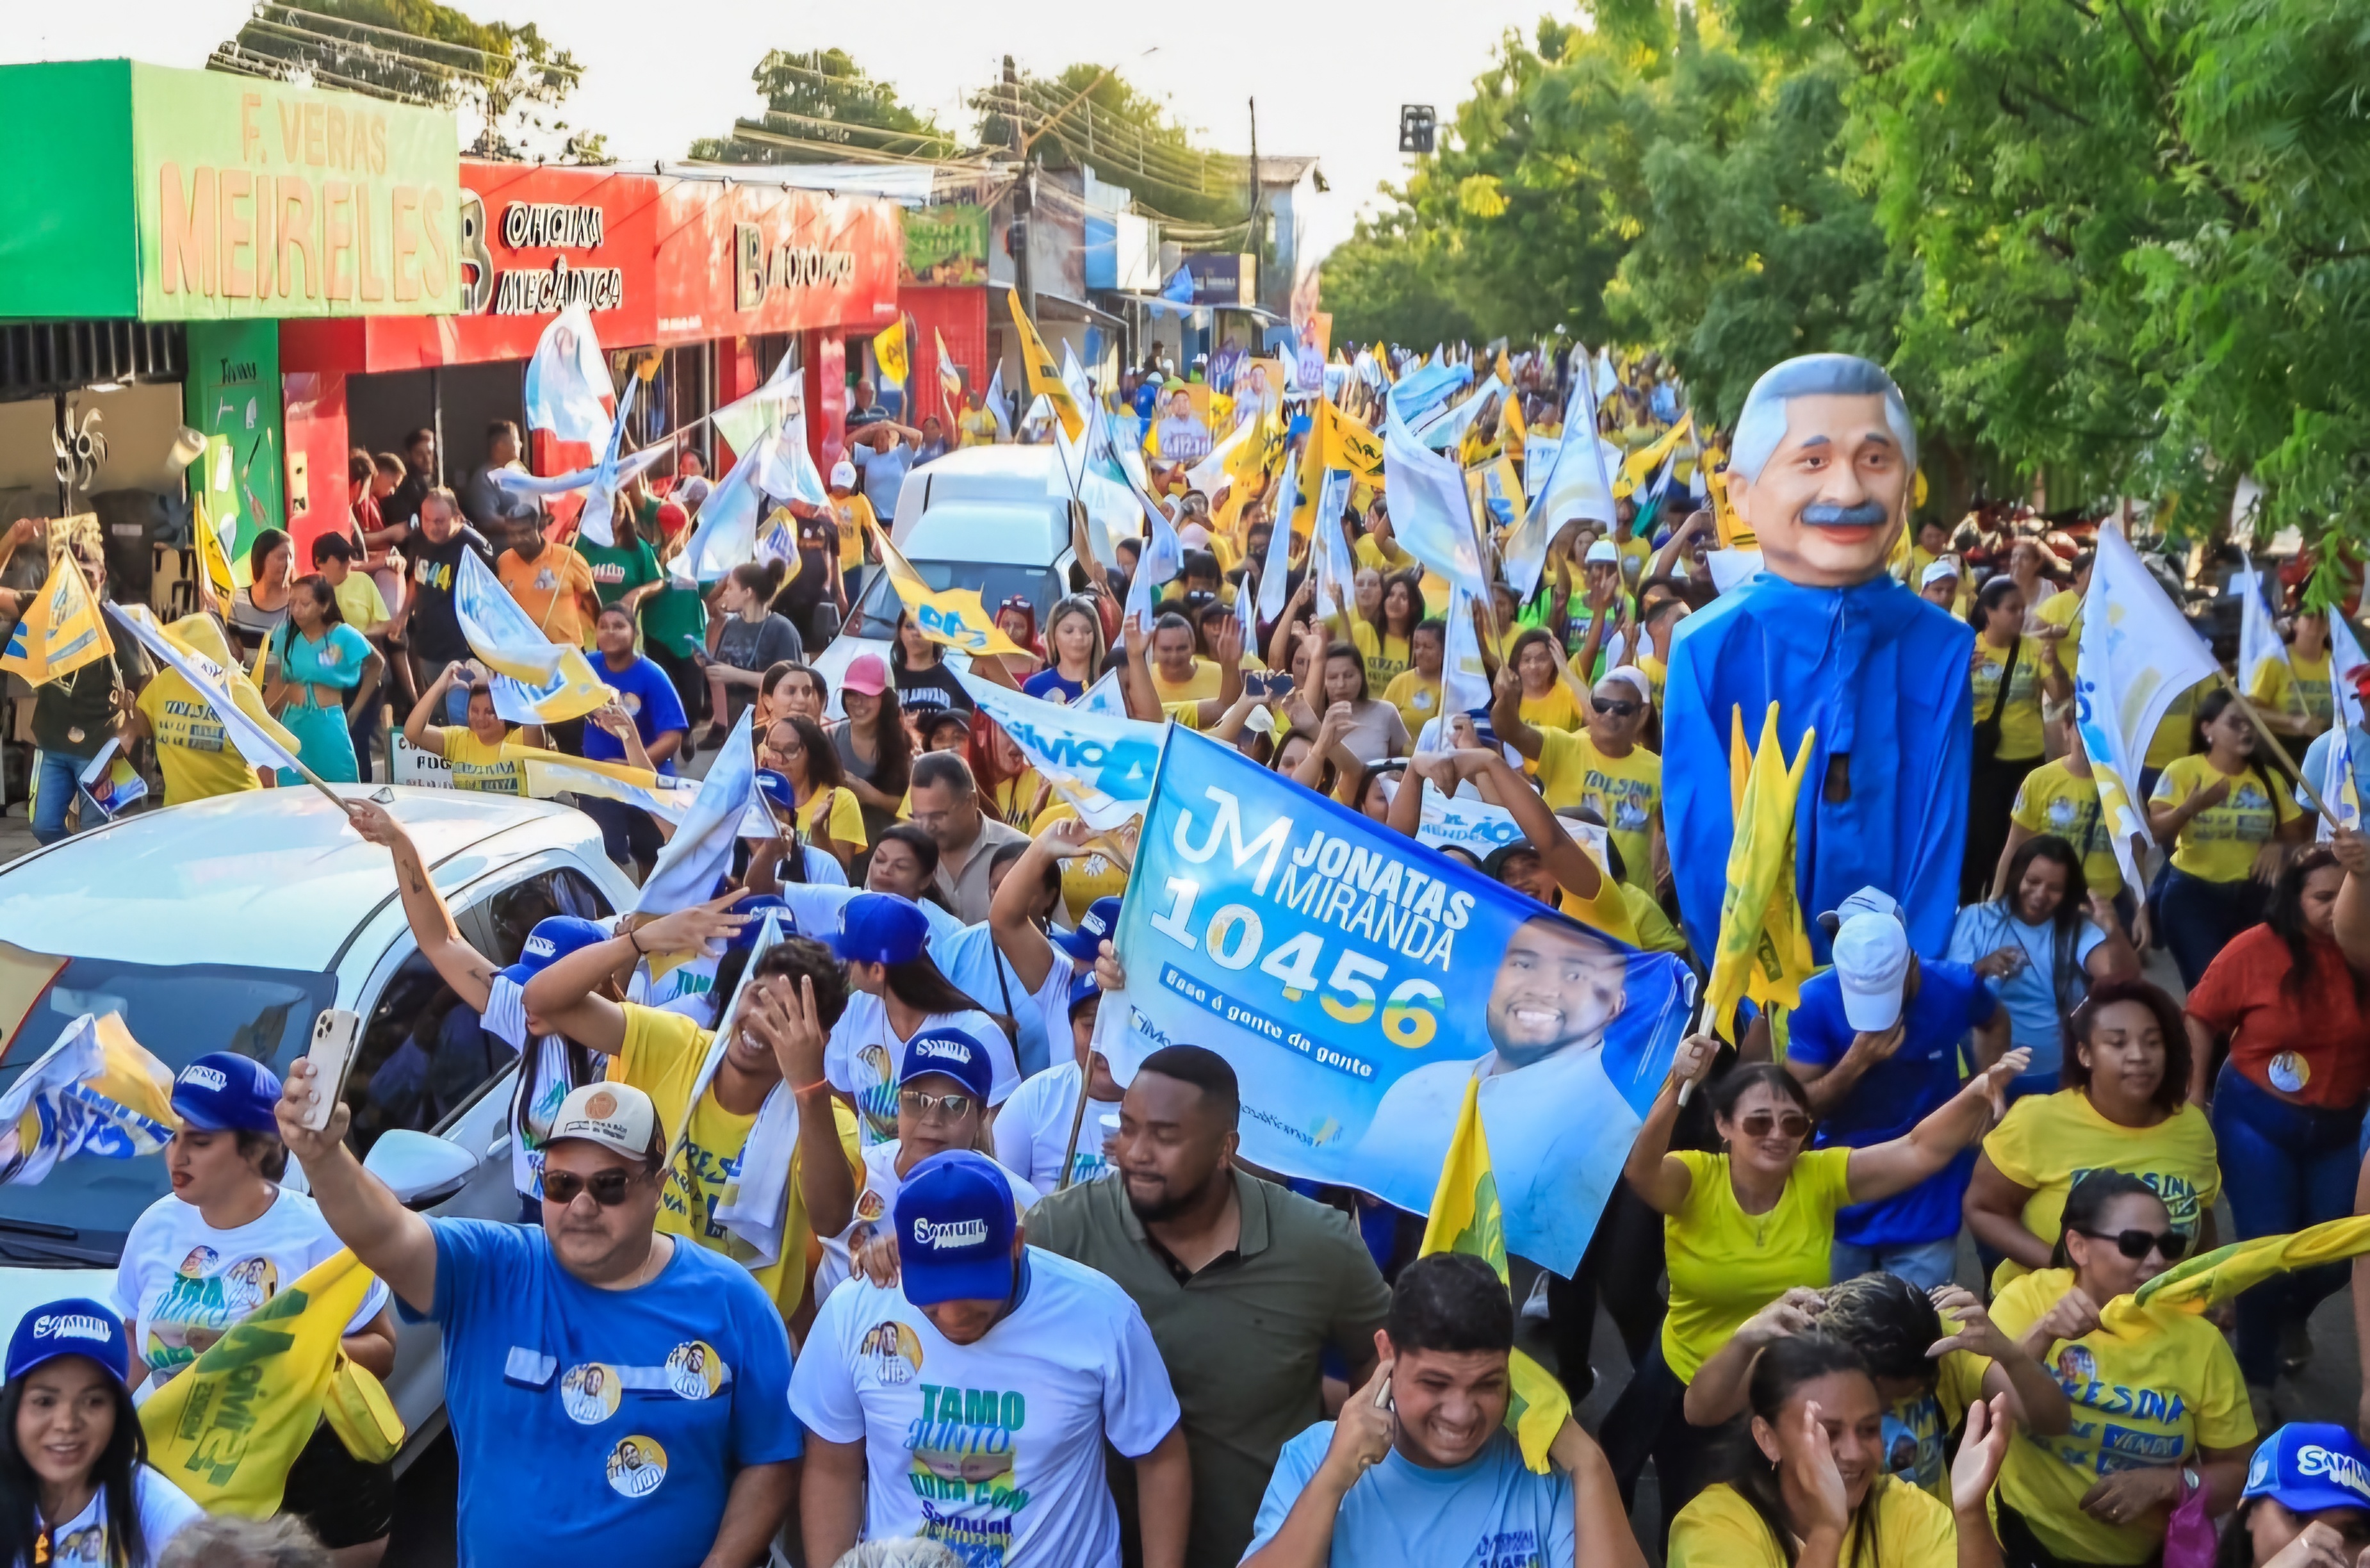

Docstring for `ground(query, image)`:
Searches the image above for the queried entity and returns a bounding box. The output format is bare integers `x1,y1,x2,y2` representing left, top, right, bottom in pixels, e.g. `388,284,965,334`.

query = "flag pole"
1055,1052,1102,1191
2216,669,2333,823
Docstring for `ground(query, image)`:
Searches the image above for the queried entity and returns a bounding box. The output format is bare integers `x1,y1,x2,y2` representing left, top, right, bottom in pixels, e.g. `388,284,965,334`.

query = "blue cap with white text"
1051,897,1124,963
897,1029,995,1104
895,1150,1018,1306
498,915,612,988
2244,1425,2370,1515
7,1298,130,1386
171,1052,284,1136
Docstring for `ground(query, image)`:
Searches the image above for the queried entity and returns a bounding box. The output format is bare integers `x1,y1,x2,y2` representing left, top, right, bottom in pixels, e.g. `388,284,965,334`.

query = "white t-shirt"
788,1249,1182,1568
483,974,580,1200
826,995,1018,1148
38,1467,204,1566
992,1062,1121,1195
931,925,1077,1081
113,1188,390,1386
816,1139,1040,1302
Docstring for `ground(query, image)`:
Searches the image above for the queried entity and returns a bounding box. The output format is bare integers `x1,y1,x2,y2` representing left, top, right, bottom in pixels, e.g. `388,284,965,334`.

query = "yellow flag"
1503,391,1528,462
1495,346,1514,384
1622,412,1695,491
142,1249,404,1514
872,522,1027,657
1419,1079,1574,1473
1,550,113,685
1005,292,1084,441
1704,704,1818,1041
874,315,910,389
2106,1215,2370,1334
193,489,238,604
1711,463,1751,550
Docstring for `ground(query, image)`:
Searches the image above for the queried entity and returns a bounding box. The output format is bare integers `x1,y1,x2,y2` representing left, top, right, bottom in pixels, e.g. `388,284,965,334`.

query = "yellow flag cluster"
0,550,113,686
142,1249,404,1515
1005,292,1083,441
871,519,1028,658
1420,1079,1573,1473
1620,412,1696,495
2109,1214,2370,1333
1703,704,1818,1041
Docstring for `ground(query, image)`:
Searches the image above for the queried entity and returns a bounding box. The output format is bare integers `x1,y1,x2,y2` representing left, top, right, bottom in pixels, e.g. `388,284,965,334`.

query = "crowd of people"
10,335,2370,1568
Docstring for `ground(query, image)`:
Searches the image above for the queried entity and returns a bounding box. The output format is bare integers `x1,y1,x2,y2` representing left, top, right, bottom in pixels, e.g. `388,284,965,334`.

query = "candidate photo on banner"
1094,727,1695,1273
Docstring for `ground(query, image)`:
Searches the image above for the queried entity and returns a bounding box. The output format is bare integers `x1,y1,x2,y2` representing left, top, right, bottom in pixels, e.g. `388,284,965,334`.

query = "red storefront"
281,159,900,560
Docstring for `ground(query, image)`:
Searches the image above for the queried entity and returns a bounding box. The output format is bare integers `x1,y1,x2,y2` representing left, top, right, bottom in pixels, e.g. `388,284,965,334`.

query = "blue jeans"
2212,1065,2366,1385
2160,868,2268,990
30,750,101,845
1831,1236,1959,1292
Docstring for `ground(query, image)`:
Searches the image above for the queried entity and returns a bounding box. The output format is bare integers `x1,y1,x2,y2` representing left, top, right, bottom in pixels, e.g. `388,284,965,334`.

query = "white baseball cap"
830,461,857,489
1833,913,1912,1031
1817,885,1900,935
1584,540,1620,565
1920,559,1961,587
548,1082,662,1163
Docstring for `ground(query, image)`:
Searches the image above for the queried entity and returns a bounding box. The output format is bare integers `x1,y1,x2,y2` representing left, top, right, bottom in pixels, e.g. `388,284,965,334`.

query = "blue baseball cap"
172,1052,283,1136
1066,969,1102,1018
895,1150,1019,1307
754,770,798,815
724,894,792,953
498,915,612,988
8,1298,131,1386
1050,897,1122,963
829,892,931,967
2244,1425,2370,1515
898,1030,995,1103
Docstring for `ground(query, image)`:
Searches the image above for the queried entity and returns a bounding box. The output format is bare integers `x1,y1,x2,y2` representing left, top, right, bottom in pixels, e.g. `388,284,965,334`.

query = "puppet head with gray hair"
1725,354,1917,589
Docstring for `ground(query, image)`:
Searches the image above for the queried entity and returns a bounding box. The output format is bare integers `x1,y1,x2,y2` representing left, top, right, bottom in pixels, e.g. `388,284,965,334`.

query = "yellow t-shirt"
136,671,286,804
957,409,999,448
988,768,1045,829
1535,728,1662,890
1382,669,1442,736
2149,753,2299,882
1672,1478,1955,1568
331,571,390,635
1661,1147,1854,1382
1984,1268,2255,1565
1613,534,1654,585
1352,535,1416,575
496,545,596,649
1034,801,1131,925
611,1004,860,1321
2145,683,2204,770
2009,760,2122,897
1623,886,1688,956
1518,682,1584,735
439,729,528,794
796,783,869,849
1350,622,1412,696
831,494,876,572
1981,1090,2221,1290
2034,588,2083,680
1150,658,1222,705
1971,636,2047,762
2250,650,2335,737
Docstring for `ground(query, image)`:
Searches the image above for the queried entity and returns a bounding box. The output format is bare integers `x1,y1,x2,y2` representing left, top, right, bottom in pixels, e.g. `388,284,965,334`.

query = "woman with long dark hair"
1352,571,1423,694
227,527,295,656
0,1299,200,1566
1949,835,2137,1097
698,560,802,746
762,713,862,874
1669,1334,2011,1568
2150,685,2305,986
2211,1424,2370,1568
820,892,1018,1150
831,653,915,857
1965,575,2070,903
890,608,973,717
263,575,382,785
2186,838,2370,1392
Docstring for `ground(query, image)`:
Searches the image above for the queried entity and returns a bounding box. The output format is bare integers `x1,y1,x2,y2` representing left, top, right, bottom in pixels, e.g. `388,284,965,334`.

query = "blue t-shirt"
2298,724,2370,812
1248,1425,1574,1567
1786,959,1997,1247
1021,668,1087,705
277,622,373,695
583,655,688,775
853,441,913,520
404,1220,802,1568
1944,902,2104,1075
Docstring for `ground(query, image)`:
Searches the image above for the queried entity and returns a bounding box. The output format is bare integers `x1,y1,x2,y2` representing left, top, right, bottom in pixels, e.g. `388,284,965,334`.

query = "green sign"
901,204,988,286
186,319,286,553
0,60,461,322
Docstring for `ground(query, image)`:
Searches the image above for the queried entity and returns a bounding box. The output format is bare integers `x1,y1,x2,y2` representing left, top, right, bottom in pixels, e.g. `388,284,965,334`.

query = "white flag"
634,712,760,916
104,605,309,780
1380,400,1487,597
1506,348,1616,600
1441,582,1492,718
2235,551,2291,696
523,304,614,450
956,673,1164,830
1259,443,1301,623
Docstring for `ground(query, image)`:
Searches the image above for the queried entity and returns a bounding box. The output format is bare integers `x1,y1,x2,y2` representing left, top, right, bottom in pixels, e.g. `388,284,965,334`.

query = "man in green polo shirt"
1024,1043,1391,1568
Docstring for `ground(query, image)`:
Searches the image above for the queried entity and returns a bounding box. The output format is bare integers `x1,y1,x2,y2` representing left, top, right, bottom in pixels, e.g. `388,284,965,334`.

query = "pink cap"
843,653,890,696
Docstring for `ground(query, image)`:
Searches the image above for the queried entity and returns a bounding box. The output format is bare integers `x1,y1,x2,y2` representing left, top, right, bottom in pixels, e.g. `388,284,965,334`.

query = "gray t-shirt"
713,611,803,673
460,462,539,532
854,441,913,520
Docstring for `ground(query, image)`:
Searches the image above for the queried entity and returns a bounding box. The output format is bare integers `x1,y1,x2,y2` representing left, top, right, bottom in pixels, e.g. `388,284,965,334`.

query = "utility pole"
1246,96,1262,311
1004,55,1036,329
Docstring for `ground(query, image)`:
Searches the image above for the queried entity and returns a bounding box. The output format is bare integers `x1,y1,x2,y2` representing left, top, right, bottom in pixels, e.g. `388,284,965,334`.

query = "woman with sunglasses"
1492,660,1664,894
990,596,1045,683
1612,1041,2031,1539
1966,979,2220,1294
1022,599,1109,706
1982,1171,2255,1568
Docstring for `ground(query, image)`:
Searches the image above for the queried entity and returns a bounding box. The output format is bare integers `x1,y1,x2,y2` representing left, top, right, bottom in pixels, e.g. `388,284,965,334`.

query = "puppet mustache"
1801,502,1890,529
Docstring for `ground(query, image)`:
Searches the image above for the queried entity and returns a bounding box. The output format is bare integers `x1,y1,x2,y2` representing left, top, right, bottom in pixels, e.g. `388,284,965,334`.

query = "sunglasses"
1736,1111,1812,1141
899,1089,977,1121
1592,698,1642,719
2073,1226,2190,1262
541,1167,647,1207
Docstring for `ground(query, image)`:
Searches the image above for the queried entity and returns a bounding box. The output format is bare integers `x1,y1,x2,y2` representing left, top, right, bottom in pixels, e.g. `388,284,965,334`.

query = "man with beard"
1024,1044,1391,1568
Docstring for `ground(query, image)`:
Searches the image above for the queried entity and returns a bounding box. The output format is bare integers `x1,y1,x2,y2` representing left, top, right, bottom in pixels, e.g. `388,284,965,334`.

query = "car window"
849,561,1062,641
345,866,615,1156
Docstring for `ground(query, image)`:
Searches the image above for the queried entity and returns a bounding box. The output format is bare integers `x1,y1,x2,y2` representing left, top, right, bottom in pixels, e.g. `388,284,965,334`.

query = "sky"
6,0,1557,263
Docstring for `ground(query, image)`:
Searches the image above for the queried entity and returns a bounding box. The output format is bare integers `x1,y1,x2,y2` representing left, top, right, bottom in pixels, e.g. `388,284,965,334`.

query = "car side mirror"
362,1130,481,1211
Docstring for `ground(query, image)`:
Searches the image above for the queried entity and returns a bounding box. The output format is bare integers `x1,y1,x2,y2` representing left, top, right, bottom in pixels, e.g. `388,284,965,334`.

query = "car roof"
0,786,601,972
900,502,1070,566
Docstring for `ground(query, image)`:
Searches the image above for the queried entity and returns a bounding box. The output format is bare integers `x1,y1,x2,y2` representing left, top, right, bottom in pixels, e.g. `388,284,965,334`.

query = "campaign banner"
1095,728,1694,1271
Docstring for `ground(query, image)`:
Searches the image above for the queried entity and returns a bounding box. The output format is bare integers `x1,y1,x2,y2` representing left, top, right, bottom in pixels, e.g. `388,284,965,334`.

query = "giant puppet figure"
1664,355,1974,963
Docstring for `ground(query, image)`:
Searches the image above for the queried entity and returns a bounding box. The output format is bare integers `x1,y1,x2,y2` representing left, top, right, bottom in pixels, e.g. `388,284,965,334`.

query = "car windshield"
0,958,334,1267
847,560,1066,641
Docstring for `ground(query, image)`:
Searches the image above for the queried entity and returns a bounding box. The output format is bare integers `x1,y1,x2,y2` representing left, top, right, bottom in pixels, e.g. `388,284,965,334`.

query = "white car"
809,444,1119,713
0,784,635,1466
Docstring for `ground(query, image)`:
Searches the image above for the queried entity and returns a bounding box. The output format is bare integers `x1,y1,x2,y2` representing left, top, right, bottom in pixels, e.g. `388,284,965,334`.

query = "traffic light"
1398,105,1436,154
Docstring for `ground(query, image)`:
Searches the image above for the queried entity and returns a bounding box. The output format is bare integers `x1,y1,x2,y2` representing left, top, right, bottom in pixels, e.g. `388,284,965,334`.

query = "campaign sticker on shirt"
621,692,643,716
2270,1052,2312,1093
50,1522,107,1563
2056,1344,2097,1384
605,1435,667,1499
666,1341,725,1400
561,1362,623,1425
854,1186,888,1224
860,1321,923,1386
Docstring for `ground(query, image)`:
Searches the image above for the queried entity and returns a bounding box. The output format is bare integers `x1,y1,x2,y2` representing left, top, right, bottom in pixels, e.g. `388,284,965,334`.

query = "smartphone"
1261,673,1295,699
301,1009,364,1132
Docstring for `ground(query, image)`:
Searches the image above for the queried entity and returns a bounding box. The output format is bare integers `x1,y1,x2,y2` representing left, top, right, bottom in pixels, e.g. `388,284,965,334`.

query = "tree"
689,49,954,164
210,0,603,161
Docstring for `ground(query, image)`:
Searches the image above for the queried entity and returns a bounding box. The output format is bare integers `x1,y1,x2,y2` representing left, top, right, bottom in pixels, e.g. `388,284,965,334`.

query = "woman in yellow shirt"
1611,1039,2031,1535
2248,611,2335,740
399,657,538,794
1965,978,2220,1291
1967,576,2070,904
1980,1172,2256,1567
1669,1335,2012,1568
2148,687,2306,988
1350,571,1422,695
1507,628,1585,733
1382,619,1446,738
759,712,865,874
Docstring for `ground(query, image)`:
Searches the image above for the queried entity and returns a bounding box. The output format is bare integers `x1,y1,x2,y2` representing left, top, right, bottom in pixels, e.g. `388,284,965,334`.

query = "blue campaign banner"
1095,727,1696,1272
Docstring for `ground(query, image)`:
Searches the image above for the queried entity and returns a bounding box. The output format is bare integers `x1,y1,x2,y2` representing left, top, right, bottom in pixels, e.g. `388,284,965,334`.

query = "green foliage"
689,48,949,164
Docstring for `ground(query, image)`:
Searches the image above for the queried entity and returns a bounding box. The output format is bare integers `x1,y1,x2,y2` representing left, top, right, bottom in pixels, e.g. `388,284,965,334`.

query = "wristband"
626,925,646,955
792,1077,832,1097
